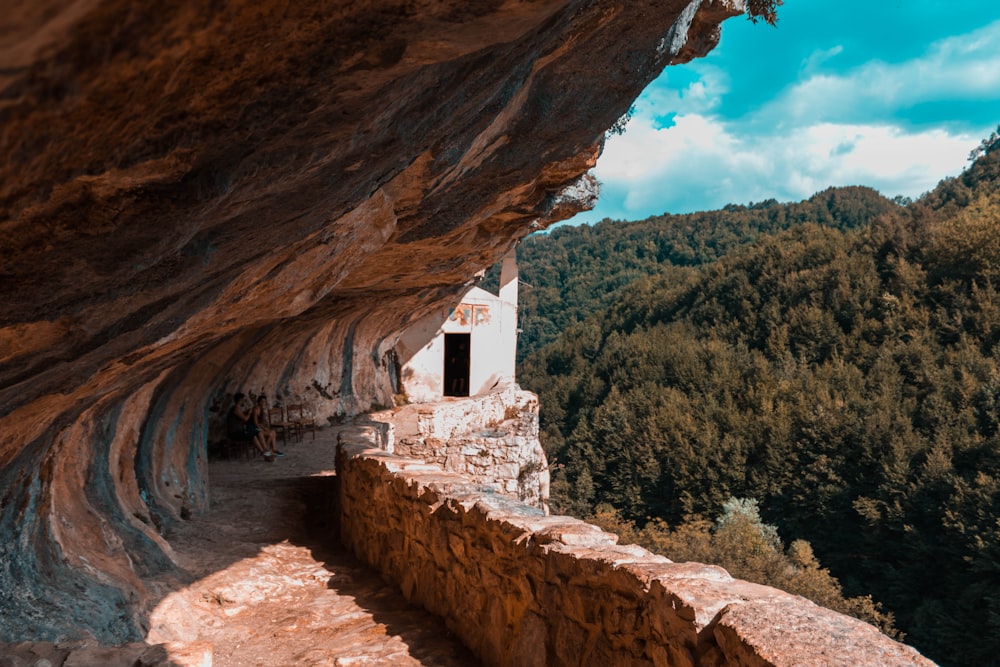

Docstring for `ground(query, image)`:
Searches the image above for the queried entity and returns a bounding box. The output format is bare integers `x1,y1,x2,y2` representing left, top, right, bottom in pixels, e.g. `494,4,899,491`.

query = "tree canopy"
510,144,1000,666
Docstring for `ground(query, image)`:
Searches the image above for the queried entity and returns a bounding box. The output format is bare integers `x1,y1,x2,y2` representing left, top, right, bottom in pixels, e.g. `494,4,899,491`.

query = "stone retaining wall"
336,435,936,667
368,387,550,509
0,640,211,667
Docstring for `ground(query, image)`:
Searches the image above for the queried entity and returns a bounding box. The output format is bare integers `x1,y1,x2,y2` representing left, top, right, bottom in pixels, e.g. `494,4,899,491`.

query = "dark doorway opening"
444,333,470,397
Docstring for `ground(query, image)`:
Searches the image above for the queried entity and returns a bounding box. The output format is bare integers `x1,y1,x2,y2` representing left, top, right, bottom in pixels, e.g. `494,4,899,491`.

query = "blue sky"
567,0,1000,224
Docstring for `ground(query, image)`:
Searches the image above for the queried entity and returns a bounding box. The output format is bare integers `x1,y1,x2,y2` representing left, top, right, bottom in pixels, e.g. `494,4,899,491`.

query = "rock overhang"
0,0,745,643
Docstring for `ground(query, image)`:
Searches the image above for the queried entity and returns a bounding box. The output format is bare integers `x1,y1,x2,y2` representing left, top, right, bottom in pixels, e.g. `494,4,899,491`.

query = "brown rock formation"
0,0,743,645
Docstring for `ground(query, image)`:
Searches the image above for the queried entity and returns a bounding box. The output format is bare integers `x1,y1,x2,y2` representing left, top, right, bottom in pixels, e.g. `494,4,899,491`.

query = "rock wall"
374,386,550,509
0,641,211,667
1,0,751,644
337,431,937,667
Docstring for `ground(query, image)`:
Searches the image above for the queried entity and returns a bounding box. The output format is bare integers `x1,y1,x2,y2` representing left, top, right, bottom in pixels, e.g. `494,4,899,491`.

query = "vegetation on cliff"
500,185,896,361
513,136,1000,665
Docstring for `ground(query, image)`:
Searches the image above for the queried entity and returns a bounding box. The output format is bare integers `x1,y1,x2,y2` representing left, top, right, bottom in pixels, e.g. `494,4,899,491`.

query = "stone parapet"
336,437,936,667
375,385,538,441
0,641,211,667
369,387,550,509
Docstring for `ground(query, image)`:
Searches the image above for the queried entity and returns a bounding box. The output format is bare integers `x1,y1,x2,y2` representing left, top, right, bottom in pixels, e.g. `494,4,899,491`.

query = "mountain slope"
496,185,898,359
517,146,1000,666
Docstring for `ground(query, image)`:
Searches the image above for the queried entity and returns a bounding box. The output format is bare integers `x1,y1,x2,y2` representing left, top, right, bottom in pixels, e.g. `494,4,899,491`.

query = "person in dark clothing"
227,392,274,461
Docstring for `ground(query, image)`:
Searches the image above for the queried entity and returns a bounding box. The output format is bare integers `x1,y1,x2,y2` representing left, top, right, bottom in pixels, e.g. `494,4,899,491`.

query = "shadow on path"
146,427,479,667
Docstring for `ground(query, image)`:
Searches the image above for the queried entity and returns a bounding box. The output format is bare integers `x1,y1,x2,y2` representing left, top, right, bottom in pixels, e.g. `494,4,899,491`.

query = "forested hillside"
500,186,898,360
516,137,1000,666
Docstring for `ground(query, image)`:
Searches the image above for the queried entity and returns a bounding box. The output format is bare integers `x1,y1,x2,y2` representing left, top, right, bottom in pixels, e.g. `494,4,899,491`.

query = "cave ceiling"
0,0,742,642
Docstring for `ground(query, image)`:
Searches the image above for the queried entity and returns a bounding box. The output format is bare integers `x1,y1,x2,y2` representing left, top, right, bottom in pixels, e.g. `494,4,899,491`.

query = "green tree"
589,498,897,636
517,132,1000,666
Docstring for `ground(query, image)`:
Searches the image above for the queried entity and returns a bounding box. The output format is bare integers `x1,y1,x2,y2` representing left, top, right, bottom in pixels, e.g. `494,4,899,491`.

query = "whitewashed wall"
396,251,518,402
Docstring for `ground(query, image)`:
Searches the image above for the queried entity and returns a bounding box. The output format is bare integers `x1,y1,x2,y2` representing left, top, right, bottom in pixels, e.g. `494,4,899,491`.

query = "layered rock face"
0,0,745,643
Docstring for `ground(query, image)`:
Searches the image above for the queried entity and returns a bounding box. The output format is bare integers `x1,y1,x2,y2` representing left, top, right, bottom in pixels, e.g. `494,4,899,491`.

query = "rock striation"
0,0,822,654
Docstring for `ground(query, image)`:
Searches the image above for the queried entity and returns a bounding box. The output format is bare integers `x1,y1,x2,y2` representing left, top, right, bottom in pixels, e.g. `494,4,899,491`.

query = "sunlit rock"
2,0,739,646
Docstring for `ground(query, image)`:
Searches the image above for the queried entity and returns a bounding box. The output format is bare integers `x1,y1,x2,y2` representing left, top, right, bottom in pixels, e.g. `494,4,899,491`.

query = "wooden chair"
268,406,296,446
286,404,316,441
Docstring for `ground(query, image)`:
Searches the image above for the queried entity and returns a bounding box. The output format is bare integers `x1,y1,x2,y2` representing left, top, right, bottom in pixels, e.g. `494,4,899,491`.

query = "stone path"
145,425,479,667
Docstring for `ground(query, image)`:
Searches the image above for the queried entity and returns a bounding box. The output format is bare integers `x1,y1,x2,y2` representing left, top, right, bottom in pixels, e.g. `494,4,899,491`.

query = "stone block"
447,531,467,560
710,596,936,667
340,413,939,667
552,616,589,667
0,642,71,667
149,643,212,667
63,644,147,667
507,610,548,667
537,522,620,550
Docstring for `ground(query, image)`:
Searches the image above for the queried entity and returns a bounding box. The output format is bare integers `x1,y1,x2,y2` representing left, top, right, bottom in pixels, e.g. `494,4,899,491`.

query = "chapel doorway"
443,333,470,397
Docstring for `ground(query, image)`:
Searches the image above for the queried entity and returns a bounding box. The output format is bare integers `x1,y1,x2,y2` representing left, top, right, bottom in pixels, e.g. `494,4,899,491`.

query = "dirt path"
146,426,479,667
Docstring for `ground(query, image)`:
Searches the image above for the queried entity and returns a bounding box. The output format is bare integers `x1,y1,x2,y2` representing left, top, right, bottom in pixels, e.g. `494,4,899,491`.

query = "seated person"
227,392,277,461
252,394,283,457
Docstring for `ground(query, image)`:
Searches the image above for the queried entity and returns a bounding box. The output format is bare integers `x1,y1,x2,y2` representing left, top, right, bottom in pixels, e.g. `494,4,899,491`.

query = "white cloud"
564,15,1000,225
578,115,979,222
803,45,845,73
775,19,1000,124
789,123,973,194
565,17,1000,225
636,64,730,118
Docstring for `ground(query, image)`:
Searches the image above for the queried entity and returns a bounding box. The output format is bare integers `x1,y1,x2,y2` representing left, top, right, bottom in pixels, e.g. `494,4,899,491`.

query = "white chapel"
395,249,518,402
